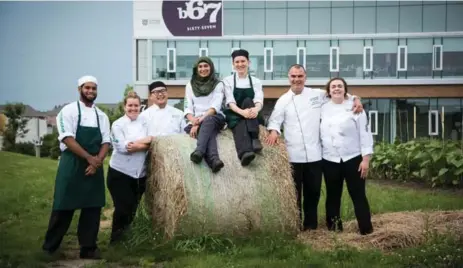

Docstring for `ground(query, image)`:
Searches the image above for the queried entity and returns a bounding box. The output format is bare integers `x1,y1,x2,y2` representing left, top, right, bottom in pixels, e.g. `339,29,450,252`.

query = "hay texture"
145,126,299,239
297,210,463,251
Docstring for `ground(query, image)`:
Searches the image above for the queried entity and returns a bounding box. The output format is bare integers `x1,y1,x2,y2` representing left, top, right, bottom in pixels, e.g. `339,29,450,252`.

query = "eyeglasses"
151,88,167,95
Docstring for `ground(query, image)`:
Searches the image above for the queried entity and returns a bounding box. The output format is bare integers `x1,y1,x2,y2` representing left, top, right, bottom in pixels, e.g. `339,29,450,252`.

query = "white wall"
133,1,168,38
16,117,48,144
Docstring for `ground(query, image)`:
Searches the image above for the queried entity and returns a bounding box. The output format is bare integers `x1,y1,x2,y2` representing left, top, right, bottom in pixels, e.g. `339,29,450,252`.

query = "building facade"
132,0,463,143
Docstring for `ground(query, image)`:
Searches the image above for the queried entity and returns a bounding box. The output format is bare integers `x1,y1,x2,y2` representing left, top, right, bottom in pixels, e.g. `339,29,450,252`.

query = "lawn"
0,151,462,268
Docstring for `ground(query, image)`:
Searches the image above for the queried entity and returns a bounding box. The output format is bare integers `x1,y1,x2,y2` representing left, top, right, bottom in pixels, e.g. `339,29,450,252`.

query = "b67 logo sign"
162,0,223,36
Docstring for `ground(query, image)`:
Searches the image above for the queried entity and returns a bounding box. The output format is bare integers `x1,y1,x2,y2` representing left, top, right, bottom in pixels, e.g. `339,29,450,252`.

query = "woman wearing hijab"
184,56,226,173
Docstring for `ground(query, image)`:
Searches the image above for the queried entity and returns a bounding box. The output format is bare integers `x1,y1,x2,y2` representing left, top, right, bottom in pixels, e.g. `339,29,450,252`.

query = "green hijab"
190,56,221,97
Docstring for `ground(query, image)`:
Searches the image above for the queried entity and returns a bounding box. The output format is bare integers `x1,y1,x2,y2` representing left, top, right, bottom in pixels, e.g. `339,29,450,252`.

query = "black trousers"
185,114,226,166
322,155,373,235
291,161,323,230
107,166,147,242
42,207,101,253
232,97,260,159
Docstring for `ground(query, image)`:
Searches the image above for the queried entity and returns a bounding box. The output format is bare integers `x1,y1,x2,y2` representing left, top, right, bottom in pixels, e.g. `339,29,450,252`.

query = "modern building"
132,0,463,143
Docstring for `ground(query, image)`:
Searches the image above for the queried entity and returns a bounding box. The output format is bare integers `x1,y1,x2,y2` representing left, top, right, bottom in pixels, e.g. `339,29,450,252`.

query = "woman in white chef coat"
184,56,226,173
107,91,153,244
320,77,374,235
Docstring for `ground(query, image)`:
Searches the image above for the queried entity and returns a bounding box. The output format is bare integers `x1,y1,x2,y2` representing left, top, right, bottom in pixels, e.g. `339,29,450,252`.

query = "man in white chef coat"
265,64,363,231
139,81,186,136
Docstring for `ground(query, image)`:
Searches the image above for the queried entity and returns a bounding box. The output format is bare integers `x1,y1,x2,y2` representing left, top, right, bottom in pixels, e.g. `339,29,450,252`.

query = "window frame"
199,47,208,57
428,110,439,136
363,46,374,72
368,110,378,135
167,47,176,73
397,45,408,71
264,47,273,73
432,44,443,71
329,46,340,72
297,47,306,70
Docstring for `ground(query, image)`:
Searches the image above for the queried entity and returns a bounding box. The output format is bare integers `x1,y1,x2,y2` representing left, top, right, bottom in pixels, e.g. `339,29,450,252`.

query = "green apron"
223,73,264,129
52,101,106,210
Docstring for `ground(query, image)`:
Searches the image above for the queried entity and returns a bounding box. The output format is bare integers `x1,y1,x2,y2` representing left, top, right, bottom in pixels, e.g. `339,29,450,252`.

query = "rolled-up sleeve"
266,97,286,135
110,122,129,153
183,83,194,117
356,112,374,156
253,78,264,105
56,107,75,142
100,113,111,144
224,78,236,106
210,82,225,113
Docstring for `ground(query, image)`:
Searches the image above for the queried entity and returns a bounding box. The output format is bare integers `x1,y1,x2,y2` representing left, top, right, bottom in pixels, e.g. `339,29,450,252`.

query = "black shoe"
240,152,256,166
80,248,101,259
190,150,203,164
211,159,224,173
252,139,263,153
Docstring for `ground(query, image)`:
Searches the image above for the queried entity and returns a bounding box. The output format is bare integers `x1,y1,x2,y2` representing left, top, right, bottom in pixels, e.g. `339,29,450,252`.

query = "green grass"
0,151,462,268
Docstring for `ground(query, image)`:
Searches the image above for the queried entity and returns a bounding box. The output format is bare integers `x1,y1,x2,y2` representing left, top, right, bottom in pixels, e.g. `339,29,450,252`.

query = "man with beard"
42,75,111,259
265,65,363,231
139,81,186,136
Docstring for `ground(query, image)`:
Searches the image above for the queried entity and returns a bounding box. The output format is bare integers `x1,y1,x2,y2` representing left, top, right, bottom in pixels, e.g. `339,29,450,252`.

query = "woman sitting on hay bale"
183,56,226,173
320,77,374,235
107,91,153,244
222,49,264,167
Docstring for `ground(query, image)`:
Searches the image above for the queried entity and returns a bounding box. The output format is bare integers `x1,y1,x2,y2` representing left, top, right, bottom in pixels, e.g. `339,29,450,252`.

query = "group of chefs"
41,49,375,260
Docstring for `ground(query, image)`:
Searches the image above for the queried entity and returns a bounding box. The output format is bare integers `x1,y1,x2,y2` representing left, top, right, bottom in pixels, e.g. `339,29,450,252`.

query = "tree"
0,114,6,135
174,98,185,111
2,103,29,152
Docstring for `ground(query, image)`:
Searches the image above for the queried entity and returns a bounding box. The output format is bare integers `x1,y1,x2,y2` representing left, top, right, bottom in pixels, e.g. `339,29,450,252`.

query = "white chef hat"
78,75,98,87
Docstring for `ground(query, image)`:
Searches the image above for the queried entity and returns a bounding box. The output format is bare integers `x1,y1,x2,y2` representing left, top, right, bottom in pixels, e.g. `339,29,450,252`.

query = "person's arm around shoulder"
265,95,287,145
57,104,101,168
356,111,374,179
346,93,363,114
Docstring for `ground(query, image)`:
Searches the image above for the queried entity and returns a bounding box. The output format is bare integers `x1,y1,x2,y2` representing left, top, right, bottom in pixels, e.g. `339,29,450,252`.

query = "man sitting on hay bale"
266,65,364,231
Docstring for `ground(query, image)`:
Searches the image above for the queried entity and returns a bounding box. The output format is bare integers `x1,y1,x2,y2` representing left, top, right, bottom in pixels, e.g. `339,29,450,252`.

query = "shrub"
14,142,36,157
369,138,463,188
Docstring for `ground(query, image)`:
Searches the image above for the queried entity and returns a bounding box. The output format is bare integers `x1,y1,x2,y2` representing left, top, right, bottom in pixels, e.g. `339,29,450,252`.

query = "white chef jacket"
183,81,225,120
320,100,374,163
56,100,111,152
267,87,356,163
223,74,264,106
139,104,186,136
109,115,150,179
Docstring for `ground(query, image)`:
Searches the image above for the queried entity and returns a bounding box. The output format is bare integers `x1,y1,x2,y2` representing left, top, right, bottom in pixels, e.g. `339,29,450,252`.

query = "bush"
14,142,36,157
370,138,463,188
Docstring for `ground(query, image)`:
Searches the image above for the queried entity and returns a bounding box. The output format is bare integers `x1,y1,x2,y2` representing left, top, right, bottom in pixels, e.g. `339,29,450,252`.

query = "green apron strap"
248,74,253,89
76,101,82,138
94,107,100,131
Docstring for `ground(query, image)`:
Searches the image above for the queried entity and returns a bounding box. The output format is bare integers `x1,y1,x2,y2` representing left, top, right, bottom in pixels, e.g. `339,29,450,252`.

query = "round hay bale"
145,126,299,239
297,210,463,251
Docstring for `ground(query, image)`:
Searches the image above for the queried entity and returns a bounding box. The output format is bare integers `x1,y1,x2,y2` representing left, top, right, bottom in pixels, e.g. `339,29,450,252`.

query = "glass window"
399,6,422,33
310,2,331,8
199,48,208,57
332,7,354,34
364,46,373,72
243,9,265,35
443,37,463,77
354,1,376,6
446,3,463,31
208,41,233,78
373,39,397,78
297,47,306,70
167,48,176,73
266,9,287,35
330,47,340,72
266,1,286,8
152,41,167,79
136,39,148,81
223,0,242,9
244,0,264,8
175,41,199,79
288,1,309,8
438,99,462,141
377,6,399,33
339,40,363,78
377,1,399,6
264,47,273,73
332,1,353,7
273,41,297,79
354,7,376,33
396,99,429,142
364,99,392,143
288,9,309,34
397,45,407,72
407,38,432,78
423,4,446,32
240,41,264,79
309,8,331,34
433,45,443,71
223,9,244,35
306,41,330,78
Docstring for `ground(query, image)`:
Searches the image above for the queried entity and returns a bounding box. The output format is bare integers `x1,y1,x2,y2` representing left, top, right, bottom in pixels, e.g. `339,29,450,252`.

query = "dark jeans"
42,207,101,254
185,114,226,166
107,166,147,242
231,97,260,159
322,155,373,235
291,161,323,230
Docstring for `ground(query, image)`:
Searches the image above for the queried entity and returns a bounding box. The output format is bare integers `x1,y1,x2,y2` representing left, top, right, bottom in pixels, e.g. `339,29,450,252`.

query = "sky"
0,1,133,111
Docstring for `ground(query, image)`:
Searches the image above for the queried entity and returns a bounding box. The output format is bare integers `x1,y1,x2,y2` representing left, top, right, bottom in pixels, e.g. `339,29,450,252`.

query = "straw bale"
144,126,299,239
297,210,463,251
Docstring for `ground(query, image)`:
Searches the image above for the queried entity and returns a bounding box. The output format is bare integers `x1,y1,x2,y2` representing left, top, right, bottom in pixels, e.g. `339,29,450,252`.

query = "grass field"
0,151,462,268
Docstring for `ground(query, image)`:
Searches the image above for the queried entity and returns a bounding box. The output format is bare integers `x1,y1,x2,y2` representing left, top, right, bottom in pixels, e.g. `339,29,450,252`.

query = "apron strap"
248,74,254,89
76,101,82,137
233,73,236,90
94,107,100,131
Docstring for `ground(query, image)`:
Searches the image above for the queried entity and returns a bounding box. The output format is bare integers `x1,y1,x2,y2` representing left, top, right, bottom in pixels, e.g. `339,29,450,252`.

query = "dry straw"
144,126,300,239
297,210,463,251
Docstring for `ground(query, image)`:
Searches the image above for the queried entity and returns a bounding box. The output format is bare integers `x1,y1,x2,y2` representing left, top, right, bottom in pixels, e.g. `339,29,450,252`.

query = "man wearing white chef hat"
42,75,111,259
